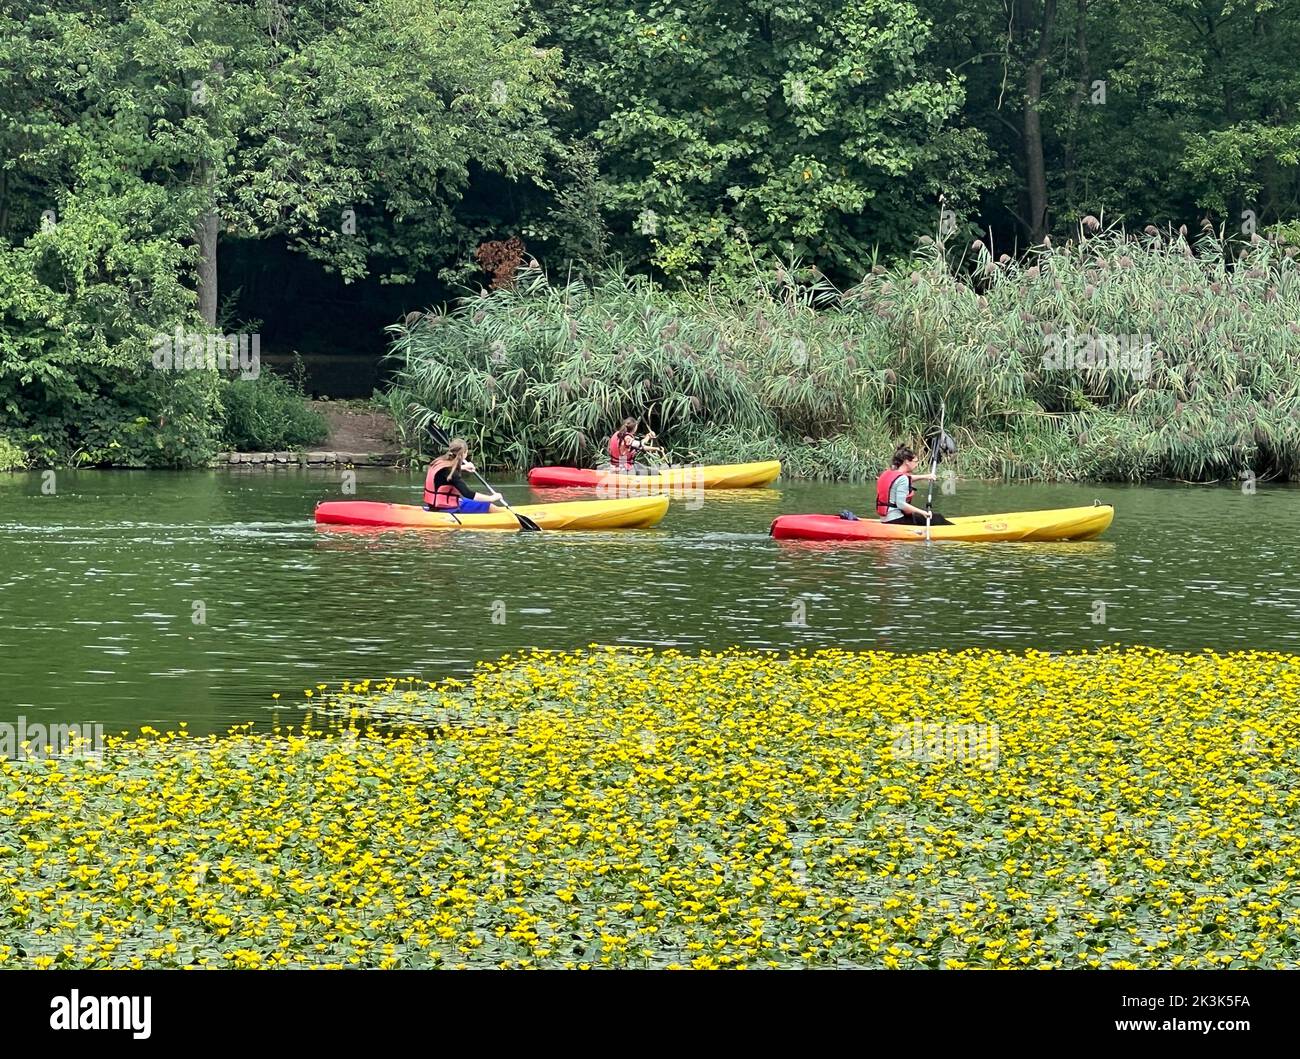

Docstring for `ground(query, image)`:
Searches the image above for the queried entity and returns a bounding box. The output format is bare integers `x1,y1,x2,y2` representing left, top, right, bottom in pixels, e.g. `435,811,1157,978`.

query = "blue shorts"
453,499,493,514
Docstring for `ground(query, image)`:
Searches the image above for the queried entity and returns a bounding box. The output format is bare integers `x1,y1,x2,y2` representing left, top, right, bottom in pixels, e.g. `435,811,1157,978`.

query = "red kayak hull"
770,505,1115,543
527,467,608,488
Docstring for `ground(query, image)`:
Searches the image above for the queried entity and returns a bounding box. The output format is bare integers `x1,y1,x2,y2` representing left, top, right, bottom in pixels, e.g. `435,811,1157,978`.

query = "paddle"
631,418,664,457
923,399,957,542
420,415,542,533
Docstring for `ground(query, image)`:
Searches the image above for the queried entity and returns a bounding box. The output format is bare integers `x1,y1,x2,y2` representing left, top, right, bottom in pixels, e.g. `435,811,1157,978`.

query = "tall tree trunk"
1076,0,1090,97
1065,0,1089,210
196,162,219,327
188,64,220,327
1021,0,1057,244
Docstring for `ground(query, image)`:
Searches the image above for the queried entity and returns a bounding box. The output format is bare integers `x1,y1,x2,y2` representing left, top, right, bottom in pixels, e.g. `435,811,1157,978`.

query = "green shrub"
0,165,224,469
219,372,328,451
0,435,25,471
3,361,224,469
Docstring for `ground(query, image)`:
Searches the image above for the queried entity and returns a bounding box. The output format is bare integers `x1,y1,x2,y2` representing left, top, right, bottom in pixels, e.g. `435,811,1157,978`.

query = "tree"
535,0,992,279
0,0,565,465
925,0,1300,246
1019,0,1057,243
231,0,565,286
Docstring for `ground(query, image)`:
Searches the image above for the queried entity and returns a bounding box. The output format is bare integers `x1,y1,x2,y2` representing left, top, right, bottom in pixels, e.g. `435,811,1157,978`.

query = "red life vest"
423,458,463,510
608,431,637,468
875,469,913,517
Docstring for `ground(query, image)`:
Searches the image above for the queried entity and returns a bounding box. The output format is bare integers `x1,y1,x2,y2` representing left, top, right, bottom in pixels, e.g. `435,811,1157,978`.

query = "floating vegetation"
4,646,1299,968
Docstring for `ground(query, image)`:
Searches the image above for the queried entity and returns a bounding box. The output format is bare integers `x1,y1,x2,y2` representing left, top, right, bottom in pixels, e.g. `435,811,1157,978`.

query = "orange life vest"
423,458,463,510
875,469,914,518
608,431,637,468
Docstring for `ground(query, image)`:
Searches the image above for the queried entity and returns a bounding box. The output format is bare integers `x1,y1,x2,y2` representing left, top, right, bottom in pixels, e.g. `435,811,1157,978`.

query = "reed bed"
387,226,1300,481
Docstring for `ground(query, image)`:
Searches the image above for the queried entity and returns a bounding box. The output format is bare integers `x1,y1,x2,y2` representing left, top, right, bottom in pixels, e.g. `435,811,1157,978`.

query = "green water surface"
1,468,1295,732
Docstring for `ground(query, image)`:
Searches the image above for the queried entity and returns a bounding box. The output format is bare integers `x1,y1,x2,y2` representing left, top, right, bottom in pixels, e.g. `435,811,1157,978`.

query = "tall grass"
387,224,1300,481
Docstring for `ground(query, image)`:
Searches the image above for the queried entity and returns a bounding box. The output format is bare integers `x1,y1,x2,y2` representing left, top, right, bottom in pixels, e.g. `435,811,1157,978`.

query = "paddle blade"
515,513,543,532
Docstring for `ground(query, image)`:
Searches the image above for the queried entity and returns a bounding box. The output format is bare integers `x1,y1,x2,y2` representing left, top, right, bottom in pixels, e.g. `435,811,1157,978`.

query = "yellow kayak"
772,504,1114,543
528,460,781,490
315,495,669,531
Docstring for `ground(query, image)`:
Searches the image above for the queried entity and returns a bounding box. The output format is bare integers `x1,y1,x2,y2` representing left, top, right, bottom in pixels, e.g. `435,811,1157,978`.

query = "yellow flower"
6,646,1297,969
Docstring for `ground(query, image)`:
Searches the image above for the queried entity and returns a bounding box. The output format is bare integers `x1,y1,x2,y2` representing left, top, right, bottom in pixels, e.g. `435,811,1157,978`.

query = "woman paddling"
423,438,503,513
607,417,660,475
876,445,952,526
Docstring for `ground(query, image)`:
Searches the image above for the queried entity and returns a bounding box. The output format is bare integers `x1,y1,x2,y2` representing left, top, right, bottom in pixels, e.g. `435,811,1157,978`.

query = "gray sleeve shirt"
885,474,913,520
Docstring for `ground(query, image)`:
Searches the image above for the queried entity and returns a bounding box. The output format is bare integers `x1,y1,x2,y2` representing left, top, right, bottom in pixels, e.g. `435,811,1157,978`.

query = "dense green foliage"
389,266,889,475
533,0,988,278
0,433,23,470
391,225,1300,481
218,374,329,453
530,0,1300,271
2,0,1298,471
0,0,561,467
913,2,1299,242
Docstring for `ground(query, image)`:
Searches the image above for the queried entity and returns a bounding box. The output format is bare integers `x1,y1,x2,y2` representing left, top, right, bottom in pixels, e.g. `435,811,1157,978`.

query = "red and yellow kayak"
528,460,781,490
771,505,1114,543
316,495,669,531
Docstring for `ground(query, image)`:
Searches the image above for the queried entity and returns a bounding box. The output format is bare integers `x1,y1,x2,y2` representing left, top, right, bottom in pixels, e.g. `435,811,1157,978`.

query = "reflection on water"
1,467,1298,730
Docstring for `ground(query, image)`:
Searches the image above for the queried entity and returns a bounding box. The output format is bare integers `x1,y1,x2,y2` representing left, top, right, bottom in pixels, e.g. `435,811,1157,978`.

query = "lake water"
2,468,1297,733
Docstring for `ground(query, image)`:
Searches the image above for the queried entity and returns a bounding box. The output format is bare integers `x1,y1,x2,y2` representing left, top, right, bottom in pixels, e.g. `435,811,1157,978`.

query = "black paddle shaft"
925,400,946,515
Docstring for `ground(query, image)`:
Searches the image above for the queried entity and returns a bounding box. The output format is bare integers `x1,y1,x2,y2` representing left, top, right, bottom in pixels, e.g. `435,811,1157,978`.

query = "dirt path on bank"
310,401,398,452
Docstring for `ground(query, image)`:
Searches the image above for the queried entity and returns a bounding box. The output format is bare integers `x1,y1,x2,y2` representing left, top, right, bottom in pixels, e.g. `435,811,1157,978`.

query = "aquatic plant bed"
3,646,1298,968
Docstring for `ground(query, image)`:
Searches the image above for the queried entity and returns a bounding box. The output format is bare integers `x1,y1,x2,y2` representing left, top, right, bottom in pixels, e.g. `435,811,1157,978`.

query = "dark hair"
889,445,916,469
619,417,637,435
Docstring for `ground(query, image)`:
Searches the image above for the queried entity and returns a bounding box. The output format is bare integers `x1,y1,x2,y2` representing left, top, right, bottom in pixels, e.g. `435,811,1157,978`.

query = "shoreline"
0,460,1274,487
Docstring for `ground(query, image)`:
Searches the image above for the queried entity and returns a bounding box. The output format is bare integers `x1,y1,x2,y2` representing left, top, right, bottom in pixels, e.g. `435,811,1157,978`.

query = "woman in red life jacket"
875,444,951,525
422,438,503,513
607,417,659,475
